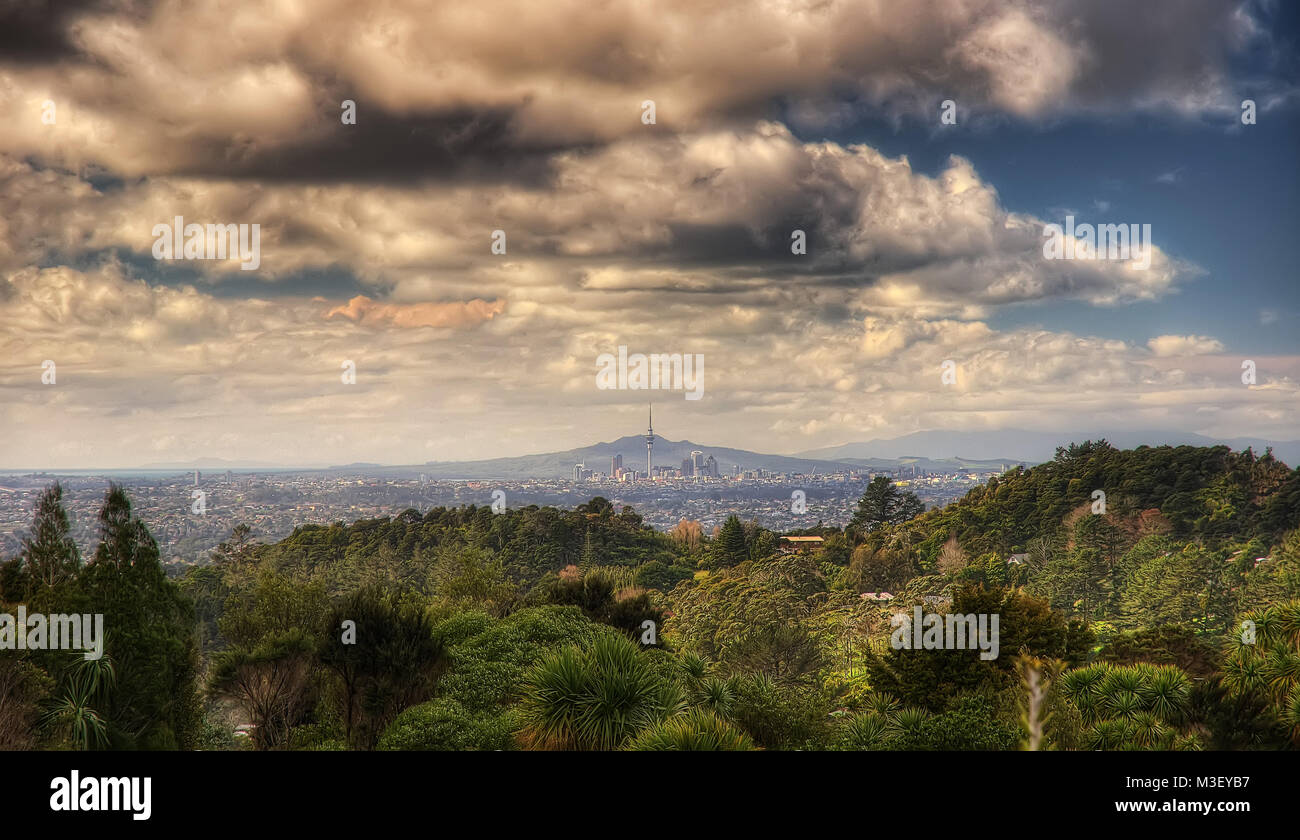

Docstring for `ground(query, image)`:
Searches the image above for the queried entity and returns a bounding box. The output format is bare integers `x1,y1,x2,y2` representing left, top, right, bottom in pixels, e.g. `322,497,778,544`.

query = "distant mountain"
411,436,861,479
797,429,1300,468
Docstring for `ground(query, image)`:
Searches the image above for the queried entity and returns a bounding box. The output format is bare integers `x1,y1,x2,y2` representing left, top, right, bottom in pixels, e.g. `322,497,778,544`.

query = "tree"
936,536,968,575
533,569,664,642
377,698,512,751
866,585,1090,712
318,589,447,749
710,515,748,567
1119,542,1229,632
219,567,329,649
579,529,599,569
670,554,827,663
41,654,116,750
517,634,681,750
20,483,80,592
79,484,199,749
211,523,257,570
576,497,615,517
210,630,316,751
1059,662,1199,750
669,519,703,552
1221,600,1300,745
428,547,517,618
849,476,923,534
723,624,825,684
848,543,914,592
0,657,54,750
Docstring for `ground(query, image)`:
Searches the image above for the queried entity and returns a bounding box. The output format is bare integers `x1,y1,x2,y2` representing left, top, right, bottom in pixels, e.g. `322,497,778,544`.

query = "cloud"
2,261,1296,467
0,0,1280,181
324,295,505,329
0,0,1294,469
0,124,1190,314
1147,334,1226,357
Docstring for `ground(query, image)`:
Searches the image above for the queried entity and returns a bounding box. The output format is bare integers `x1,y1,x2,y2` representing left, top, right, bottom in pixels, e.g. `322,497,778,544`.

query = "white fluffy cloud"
1148,334,1227,357
2,259,1296,468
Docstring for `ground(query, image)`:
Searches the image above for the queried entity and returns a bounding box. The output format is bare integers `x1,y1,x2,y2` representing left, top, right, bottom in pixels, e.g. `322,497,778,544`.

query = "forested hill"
902,441,1300,565
241,496,688,595
252,441,1299,578
7,442,1299,752
210,441,1300,608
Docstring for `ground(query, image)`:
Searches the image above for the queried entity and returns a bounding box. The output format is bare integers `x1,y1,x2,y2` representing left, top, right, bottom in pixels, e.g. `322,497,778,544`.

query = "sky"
1,0,1298,469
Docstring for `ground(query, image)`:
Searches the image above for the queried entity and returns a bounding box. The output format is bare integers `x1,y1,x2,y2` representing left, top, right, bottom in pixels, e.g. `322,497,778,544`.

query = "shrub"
377,698,513,751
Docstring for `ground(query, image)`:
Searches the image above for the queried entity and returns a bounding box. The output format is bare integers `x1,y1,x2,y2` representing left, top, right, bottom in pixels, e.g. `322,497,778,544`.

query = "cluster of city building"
576,449,725,482
0,463,1001,570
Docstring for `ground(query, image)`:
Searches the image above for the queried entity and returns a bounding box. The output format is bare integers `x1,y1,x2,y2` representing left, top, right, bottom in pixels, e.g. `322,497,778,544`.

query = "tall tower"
645,404,655,479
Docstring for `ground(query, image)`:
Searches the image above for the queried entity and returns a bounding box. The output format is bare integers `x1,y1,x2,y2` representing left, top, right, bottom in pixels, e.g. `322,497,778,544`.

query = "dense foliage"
3,441,1298,750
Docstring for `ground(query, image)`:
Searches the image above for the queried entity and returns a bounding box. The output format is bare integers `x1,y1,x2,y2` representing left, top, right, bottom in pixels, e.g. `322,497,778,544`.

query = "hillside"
799,429,1300,467
6,441,1299,754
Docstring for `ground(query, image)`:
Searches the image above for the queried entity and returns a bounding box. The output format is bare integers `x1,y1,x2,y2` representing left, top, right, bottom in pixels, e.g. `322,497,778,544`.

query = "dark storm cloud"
0,0,151,63
167,105,577,186
0,0,96,62
1063,0,1268,108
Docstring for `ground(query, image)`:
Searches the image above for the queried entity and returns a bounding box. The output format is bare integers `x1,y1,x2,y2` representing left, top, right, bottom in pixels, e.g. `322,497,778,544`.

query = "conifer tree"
712,515,749,567
81,484,199,748
20,482,81,592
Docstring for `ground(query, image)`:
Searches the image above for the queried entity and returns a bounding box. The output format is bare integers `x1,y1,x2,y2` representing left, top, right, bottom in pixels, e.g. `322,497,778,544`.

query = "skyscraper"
611,453,622,475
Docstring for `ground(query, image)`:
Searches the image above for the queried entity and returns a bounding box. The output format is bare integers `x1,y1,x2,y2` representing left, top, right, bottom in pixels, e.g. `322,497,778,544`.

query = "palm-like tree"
1062,662,1193,750
836,695,932,750
42,654,116,750
518,634,681,750
626,710,756,751
1223,601,1300,744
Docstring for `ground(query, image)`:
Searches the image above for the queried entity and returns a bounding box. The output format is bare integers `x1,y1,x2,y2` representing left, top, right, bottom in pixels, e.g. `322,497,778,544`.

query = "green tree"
517,634,681,750
866,585,1090,711
20,483,81,593
849,476,923,534
79,485,200,749
1059,662,1199,750
0,656,54,749
210,630,316,751
1221,600,1300,745
723,624,825,684
710,515,749,568
42,654,116,750
317,589,447,749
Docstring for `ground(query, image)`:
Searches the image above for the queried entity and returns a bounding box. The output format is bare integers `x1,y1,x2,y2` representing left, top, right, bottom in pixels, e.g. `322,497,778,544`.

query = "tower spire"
645,403,655,480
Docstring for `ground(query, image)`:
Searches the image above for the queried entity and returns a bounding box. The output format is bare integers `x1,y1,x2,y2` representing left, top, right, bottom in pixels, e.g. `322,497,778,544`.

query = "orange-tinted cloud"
324,295,505,329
